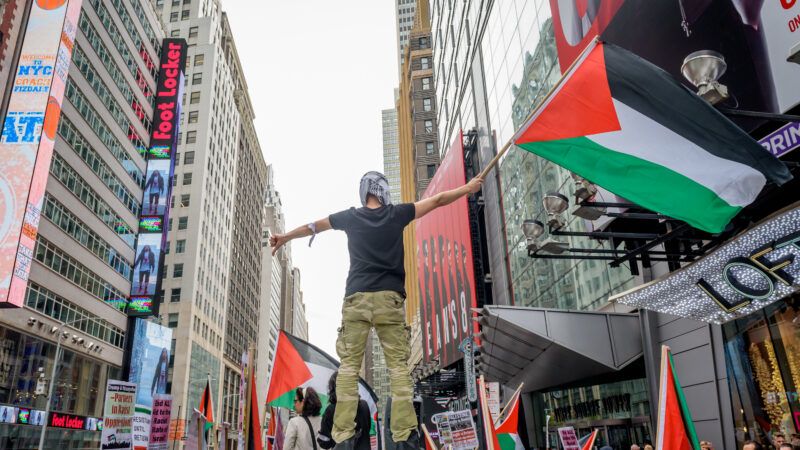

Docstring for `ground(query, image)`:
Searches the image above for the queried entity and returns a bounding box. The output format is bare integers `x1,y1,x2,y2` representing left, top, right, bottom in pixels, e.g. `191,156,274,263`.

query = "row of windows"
34,237,129,313
25,283,126,348
70,48,149,153
169,9,190,21
64,79,144,186
42,194,133,280
58,117,141,216
125,0,162,58
50,152,136,248
98,0,159,81
76,18,151,125
83,2,154,102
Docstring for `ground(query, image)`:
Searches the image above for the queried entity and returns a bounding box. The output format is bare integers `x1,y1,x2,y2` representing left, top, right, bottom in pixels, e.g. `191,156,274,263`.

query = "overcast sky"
224,1,399,356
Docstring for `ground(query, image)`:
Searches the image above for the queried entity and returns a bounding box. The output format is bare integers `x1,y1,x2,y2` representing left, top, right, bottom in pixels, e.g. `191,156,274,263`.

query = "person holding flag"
270,171,483,449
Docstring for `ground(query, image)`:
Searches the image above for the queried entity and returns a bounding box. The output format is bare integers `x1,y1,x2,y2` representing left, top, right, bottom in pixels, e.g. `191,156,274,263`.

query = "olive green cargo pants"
332,291,417,443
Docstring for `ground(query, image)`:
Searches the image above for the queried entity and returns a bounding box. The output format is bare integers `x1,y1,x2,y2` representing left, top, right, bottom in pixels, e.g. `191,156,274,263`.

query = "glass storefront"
0,325,120,449
541,378,652,449
725,295,800,448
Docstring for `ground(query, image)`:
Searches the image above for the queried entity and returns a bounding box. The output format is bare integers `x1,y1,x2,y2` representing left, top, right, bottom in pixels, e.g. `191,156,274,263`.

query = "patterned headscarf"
359,171,392,206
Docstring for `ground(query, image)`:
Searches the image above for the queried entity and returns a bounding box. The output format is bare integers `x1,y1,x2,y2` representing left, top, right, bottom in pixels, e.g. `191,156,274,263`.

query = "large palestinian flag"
495,389,524,450
655,346,700,450
266,332,378,416
513,40,791,233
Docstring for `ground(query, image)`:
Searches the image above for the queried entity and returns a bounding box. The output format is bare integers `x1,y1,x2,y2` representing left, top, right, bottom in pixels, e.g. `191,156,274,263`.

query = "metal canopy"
476,306,643,392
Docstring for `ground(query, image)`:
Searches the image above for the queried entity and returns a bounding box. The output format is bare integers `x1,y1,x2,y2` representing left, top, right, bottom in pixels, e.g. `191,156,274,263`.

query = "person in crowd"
743,440,762,450
700,440,715,450
792,434,800,447
775,434,787,448
285,387,323,450
631,444,640,450
599,445,613,450
777,443,793,450
318,372,371,450
643,445,654,450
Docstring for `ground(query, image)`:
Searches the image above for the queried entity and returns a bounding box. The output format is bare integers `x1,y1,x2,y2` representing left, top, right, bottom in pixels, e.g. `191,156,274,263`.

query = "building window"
176,239,186,253
188,111,199,123
186,131,197,144
173,264,184,278
423,98,432,111
180,194,190,207
183,173,193,185
419,37,429,48
189,26,198,38
184,151,195,164
170,288,182,302
171,29,180,37
190,91,201,104
194,54,204,66
426,164,436,178
168,313,179,328
181,9,189,19
169,11,178,22
424,120,433,133
426,142,435,155
422,77,431,90
178,216,188,230
420,57,430,69
192,73,202,85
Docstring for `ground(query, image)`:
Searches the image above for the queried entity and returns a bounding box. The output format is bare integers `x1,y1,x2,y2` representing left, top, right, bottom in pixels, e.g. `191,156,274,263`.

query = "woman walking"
285,387,323,450
318,372,371,450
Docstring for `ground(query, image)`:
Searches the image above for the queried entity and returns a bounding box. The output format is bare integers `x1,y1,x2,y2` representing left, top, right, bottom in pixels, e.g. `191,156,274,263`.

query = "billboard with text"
0,0,82,307
416,131,478,368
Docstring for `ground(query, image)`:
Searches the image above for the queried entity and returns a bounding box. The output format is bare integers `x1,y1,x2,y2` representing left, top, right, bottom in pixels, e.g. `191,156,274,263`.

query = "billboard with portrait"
128,319,172,450
128,38,187,317
0,0,82,308
548,0,800,115
416,131,478,367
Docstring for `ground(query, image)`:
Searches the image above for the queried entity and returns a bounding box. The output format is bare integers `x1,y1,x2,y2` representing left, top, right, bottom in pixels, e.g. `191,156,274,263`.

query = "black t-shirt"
329,203,416,297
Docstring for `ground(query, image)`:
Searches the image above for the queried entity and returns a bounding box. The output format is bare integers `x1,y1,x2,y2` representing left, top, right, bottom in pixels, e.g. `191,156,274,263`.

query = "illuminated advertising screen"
549,0,800,114
128,38,186,317
416,131,478,367
128,319,172,449
0,0,82,308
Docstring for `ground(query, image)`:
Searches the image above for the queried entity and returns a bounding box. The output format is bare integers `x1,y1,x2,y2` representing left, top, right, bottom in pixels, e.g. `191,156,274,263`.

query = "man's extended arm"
414,176,483,219
269,217,332,255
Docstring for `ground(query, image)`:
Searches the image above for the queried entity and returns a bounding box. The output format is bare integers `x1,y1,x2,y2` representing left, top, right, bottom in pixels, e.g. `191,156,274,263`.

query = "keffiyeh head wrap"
359,171,392,206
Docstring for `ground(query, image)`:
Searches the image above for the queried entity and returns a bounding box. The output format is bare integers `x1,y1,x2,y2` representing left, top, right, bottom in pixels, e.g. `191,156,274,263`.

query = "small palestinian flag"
655,346,700,450
495,389,524,450
513,40,791,233
266,332,378,416
198,376,214,434
478,376,501,450
248,368,264,450
578,429,599,450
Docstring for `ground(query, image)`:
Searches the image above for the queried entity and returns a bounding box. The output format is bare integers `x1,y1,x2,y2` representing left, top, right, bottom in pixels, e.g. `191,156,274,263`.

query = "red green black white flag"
655,345,700,450
513,40,791,233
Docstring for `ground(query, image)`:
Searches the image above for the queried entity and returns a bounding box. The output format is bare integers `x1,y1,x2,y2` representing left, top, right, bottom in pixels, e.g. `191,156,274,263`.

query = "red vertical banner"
416,130,477,368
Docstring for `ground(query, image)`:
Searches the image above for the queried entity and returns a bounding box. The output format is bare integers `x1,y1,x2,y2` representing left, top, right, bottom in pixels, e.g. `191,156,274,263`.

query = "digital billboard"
128,319,172,450
128,38,187,317
549,0,800,114
0,0,82,308
416,131,478,367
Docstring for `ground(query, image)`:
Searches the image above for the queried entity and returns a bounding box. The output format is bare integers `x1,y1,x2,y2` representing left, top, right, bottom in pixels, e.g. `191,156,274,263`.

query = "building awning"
476,306,643,392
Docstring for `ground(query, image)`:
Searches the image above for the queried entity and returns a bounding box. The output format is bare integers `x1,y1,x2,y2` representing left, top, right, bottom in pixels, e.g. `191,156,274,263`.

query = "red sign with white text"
416,131,478,368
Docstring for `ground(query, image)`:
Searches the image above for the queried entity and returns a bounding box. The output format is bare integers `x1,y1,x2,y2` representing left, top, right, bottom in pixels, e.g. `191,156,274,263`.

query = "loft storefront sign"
612,205,800,324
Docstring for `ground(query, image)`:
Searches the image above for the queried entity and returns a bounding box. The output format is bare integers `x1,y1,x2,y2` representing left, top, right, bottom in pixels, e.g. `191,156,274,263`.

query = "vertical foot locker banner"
0,0,82,307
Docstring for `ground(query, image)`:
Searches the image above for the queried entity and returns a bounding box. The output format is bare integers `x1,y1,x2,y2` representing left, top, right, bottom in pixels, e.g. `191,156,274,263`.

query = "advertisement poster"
416,130,478,367
558,426,581,450
237,351,248,450
148,394,172,450
129,38,186,317
0,0,82,308
185,409,206,450
487,382,500,423
101,379,136,450
548,0,800,116
432,410,478,450
128,319,172,450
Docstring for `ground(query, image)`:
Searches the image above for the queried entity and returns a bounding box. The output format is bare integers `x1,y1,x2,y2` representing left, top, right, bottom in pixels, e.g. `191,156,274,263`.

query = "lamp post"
37,316,102,450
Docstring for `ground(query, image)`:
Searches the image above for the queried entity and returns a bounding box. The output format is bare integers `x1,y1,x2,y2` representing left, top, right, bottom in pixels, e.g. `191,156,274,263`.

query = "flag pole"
476,38,601,181
478,375,495,450
420,423,437,450
494,382,524,427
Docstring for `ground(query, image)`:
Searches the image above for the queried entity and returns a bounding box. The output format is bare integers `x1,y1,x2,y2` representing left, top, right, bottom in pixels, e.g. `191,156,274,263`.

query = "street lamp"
37,316,106,450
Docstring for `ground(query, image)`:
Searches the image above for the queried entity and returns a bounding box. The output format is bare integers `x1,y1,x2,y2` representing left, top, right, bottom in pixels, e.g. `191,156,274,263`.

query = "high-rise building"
256,165,285,408
395,0,417,73
155,0,262,429
0,0,164,447
290,268,308,341
382,107,401,203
